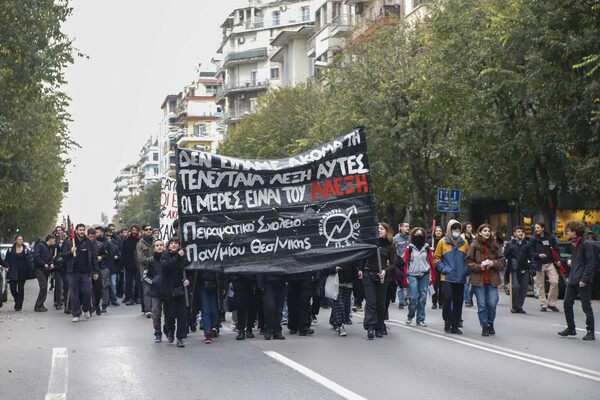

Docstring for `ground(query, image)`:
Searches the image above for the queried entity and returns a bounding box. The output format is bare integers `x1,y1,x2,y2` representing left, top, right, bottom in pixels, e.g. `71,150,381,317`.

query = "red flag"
430,220,436,232
67,216,74,240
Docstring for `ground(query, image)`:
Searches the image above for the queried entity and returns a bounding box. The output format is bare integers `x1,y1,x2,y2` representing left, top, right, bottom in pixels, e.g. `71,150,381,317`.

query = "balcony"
331,14,353,37
216,78,269,102
221,107,253,124
307,35,316,56
176,132,219,147
219,47,268,71
350,6,404,42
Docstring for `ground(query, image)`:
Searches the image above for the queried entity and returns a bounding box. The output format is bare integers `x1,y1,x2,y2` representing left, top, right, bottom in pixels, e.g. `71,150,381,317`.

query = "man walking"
530,222,562,312
122,225,140,306
62,224,99,322
393,222,410,309
137,224,154,316
504,226,531,314
558,221,595,341
33,235,55,312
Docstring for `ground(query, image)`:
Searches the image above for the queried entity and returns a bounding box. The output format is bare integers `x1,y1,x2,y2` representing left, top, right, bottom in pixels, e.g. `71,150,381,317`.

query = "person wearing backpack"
558,221,595,341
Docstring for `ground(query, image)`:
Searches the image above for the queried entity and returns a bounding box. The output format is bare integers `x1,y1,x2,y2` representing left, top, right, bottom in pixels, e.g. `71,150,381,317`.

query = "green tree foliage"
115,181,161,230
423,0,600,225
0,0,80,241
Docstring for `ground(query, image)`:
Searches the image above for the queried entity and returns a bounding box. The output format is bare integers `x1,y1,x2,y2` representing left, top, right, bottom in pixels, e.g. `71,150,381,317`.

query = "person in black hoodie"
62,224,99,322
160,237,190,347
144,239,165,342
121,225,140,306
230,274,258,340
504,226,531,314
558,221,596,341
5,235,34,311
33,235,56,312
326,260,360,336
360,222,396,339
257,273,286,340
287,271,314,336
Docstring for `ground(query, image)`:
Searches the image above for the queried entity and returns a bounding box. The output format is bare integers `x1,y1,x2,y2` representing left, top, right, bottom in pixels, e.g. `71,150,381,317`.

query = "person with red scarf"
466,224,505,336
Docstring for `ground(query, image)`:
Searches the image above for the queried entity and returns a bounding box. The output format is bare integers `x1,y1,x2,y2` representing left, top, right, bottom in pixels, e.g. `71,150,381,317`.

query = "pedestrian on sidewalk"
558,221,595,341
466,224,505,336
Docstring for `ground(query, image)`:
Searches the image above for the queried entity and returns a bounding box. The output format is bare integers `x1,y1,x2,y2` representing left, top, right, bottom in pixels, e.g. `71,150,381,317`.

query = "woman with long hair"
359,222,396,339
160,237,190,347
466,224,505,336
430,226,444,309
404,227,435,327
5,235,34,311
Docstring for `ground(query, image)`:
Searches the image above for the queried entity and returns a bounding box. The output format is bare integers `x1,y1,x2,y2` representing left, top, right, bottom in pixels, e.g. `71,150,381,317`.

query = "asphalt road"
1,280,599,400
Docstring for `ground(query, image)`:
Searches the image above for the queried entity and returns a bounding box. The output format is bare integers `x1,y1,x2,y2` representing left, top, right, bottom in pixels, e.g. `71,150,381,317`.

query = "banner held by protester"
176,126,379,274
159,177,178,241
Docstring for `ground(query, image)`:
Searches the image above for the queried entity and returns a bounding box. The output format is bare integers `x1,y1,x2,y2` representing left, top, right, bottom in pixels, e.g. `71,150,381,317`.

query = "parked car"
0,243,11,304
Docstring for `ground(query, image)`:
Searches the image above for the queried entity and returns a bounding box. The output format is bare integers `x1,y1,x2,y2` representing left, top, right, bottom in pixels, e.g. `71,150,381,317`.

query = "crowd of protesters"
0,218,595,344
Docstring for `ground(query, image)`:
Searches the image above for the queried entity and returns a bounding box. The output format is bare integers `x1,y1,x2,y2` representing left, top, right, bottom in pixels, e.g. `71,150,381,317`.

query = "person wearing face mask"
144,239,166,342
433,220,470,334
403,228,435,327
359,222,396,339
466,224,505,336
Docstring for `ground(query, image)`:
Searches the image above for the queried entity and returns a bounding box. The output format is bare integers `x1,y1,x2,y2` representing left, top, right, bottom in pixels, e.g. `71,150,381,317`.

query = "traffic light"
118,217,122,223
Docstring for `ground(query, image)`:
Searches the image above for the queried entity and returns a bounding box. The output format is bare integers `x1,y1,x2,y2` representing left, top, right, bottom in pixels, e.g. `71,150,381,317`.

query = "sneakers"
72,317,79,322
375,330,383,338
338,325,347,337
557,328,577,337
417,321,427,327
312,315,318,324
264,331,272,340
205,334,212,344
432,304,437,309
34,306,48,312
96,308,102,316
444,322,451,333
101,306,107,313
236,330,246,340
548,306,560,312
145,312,152,318
540,307,547,312
211,327,220,338
111,302,120,307
273,333,286,340
168,330,175,343
83,311,91,319
451,327,463,334
398,304,404,309
281,319,288,326
298,328,314,336
125,299,135,306
465,301,473,307
355,306,363,312
176,339,185,347
245,329,255,339
583,331,595,341
352,305,358,312
155,334,162,343
367,328,374,340
345,319,353,325
405,317,412,325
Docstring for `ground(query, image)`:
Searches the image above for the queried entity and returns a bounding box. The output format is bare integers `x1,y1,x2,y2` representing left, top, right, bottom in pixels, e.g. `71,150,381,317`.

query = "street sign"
437,188,460,212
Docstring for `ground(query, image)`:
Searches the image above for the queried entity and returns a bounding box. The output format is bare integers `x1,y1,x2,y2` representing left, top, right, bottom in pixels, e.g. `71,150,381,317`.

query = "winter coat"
144,252,164,298
33,241,54,270
121,235,140,271
530,234,560,271
568,237,595,285
97,237,117,273
393,232,410,268
363,237,396,278
465,240,505,287
432,219,470,284
403,243,435,285
5,245,34,281
62,236,99,275
503,237,531,273
136,236,154,276
159,251,186,300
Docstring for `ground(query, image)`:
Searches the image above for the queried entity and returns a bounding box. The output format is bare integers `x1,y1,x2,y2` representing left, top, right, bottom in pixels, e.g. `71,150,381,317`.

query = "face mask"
413,235,425,247
452,232,460,239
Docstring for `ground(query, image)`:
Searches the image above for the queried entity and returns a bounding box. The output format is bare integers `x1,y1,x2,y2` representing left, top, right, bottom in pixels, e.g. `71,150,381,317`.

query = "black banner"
176,126,378,274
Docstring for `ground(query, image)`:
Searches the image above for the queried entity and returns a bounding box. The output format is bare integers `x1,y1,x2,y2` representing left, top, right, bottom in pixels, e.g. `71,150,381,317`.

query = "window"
194,124,207,137
272,10,280,26
413,0,424,7
153,167,159,175
152,152,158,161
301,6,310,22
270,67,279,79
251,70,257,86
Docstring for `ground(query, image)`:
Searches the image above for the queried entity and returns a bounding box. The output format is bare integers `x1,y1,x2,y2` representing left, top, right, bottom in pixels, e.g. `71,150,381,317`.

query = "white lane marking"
46,347,68,400
546,322,600,335
264,351,367,400
376,316,600,383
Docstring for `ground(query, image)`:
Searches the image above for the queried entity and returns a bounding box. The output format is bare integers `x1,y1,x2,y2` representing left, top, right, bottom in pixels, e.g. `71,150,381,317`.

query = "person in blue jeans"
403,228,436,327
466,224,505,336
198,271,220,344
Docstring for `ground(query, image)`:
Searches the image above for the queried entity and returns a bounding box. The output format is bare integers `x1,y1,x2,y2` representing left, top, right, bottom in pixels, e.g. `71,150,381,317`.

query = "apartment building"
214,0,314,129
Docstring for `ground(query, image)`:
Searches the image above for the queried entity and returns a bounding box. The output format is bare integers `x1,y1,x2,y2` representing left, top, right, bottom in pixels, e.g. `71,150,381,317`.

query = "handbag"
202,280,218,294
172,286,185,297
324,273,339,300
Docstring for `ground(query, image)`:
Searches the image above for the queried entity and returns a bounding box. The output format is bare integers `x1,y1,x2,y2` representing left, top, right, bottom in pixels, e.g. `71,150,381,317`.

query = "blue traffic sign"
437,188,460,212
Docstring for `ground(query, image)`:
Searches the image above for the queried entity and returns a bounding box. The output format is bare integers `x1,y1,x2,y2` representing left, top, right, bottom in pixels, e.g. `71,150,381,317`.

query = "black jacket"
568,238,595,285
159,251,185,300
33,241,54,269
530,234,560,271
121,235,140,271
62,236,99,275
144,252,164,298
504,237,531,273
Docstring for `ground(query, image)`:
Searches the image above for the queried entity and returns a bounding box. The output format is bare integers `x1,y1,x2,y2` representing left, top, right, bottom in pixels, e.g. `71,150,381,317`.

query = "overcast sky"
58,0,248,226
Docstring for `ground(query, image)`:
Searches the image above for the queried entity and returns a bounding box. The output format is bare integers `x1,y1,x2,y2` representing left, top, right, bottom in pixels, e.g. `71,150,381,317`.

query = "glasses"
143,228,152,231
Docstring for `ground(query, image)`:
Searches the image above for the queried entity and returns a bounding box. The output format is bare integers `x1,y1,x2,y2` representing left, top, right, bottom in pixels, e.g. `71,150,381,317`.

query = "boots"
488,322,495,335
245,329,255,339
236,329,246,340
482,325,490,337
